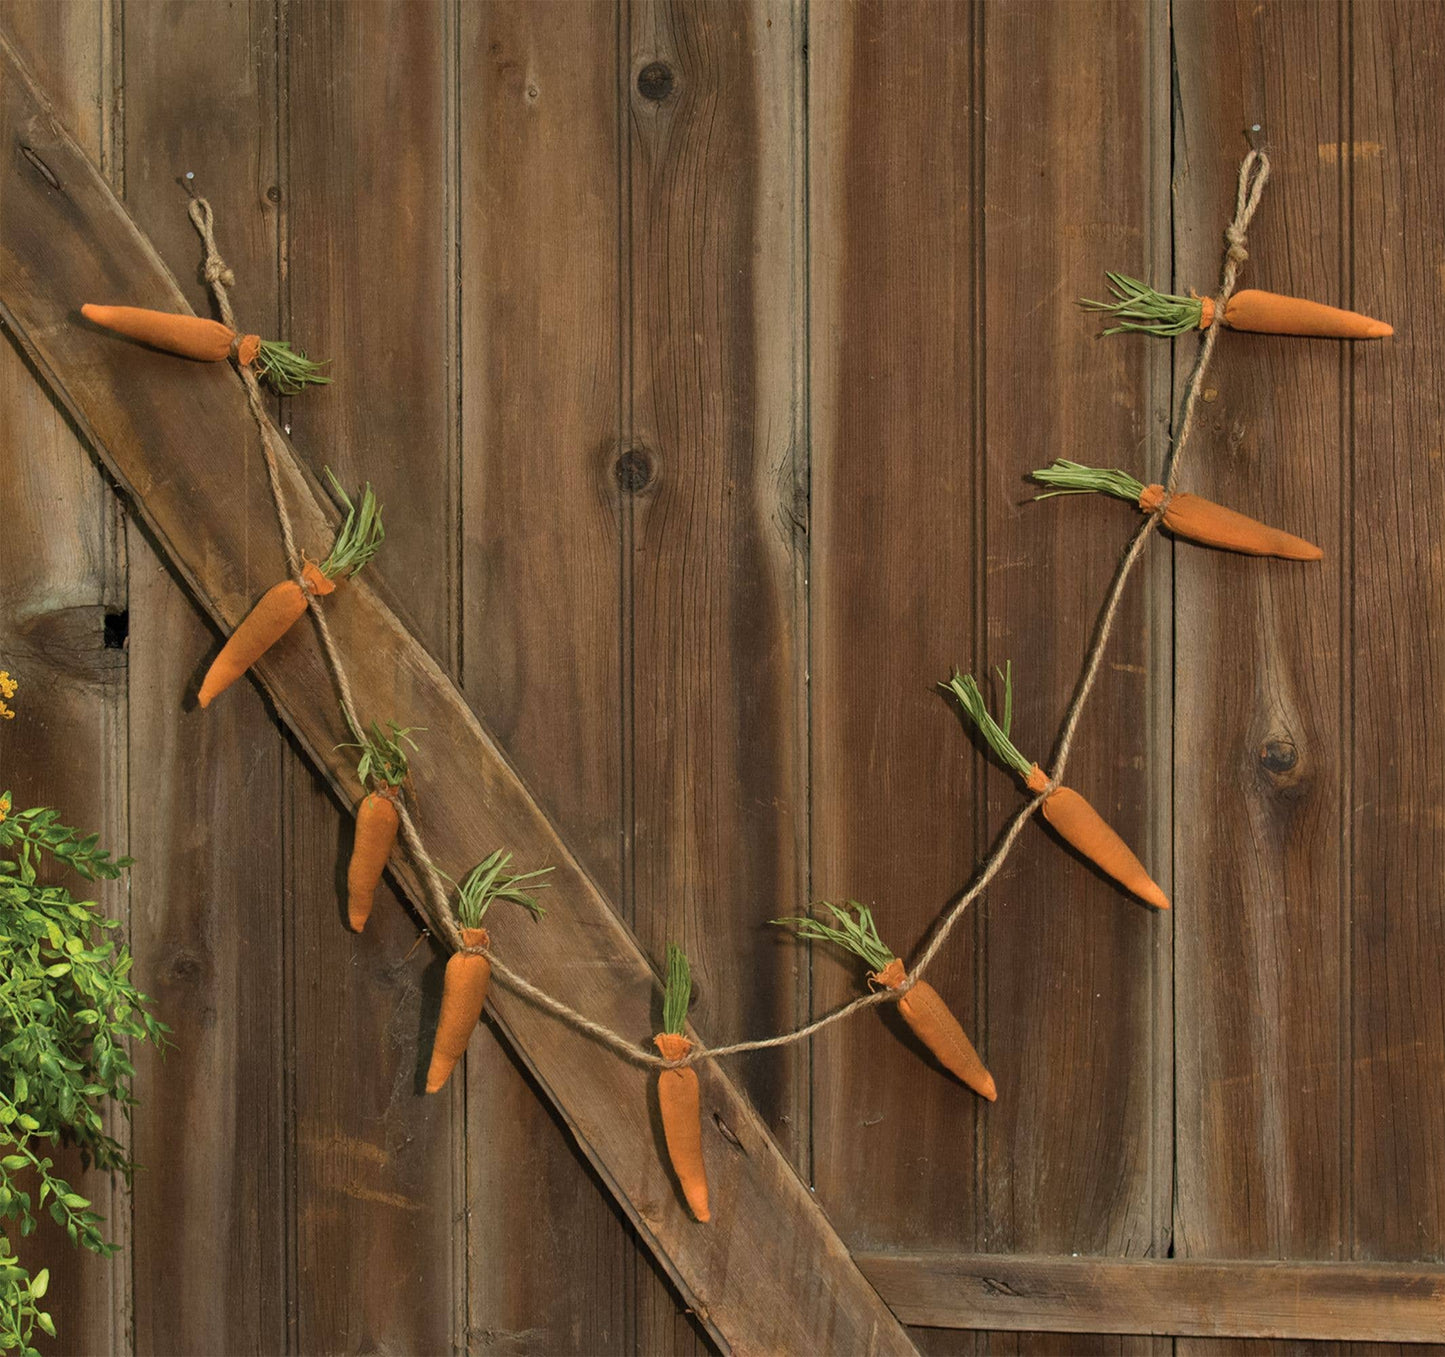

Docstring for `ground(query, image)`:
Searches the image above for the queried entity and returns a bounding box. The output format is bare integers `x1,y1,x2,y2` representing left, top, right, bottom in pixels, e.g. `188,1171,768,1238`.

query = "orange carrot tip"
655,943,710,1222
772,902,996,1099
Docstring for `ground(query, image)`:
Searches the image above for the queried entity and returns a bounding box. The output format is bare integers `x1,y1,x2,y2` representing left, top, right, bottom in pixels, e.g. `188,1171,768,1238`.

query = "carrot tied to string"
1079,272,1391,340
774,902,996,1100
337,717,420,932
654,944,710,1222
947,664,1169,910
425,852,550,1093
80,303,330,392
197,472,383,707
1032,459,1323,561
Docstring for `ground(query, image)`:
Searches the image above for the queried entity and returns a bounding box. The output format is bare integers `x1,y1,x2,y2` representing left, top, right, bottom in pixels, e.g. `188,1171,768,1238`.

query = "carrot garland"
1079,272,1391,340
337,718,419,932
655,944,710,1222
81,303,330,392
773,902,996,1100
197,472,383,707
425,851,551,1093
1032,459,1323,561
947,665,1169,910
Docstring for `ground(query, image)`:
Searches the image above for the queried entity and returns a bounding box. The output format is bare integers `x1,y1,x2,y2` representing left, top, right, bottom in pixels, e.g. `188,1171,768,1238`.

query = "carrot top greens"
772,901,895,973
662,943,692,1036
945,661,1034,779
1079,272,1206,337
256,338,330,395
340,716,419,789
320,469,385,579
1031,459,1147,504
454,849,551,930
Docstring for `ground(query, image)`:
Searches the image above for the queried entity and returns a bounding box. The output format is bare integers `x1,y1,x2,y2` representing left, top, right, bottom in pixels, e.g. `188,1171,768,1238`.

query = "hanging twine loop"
185,148,1269,1072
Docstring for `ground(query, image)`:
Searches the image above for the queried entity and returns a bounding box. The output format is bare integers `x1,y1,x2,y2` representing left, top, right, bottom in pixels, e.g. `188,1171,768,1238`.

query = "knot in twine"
1224,224,1249,266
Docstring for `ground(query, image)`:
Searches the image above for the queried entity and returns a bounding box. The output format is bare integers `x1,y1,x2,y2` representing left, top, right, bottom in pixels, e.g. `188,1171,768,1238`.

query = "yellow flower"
0,795,9,823
0,670,14,721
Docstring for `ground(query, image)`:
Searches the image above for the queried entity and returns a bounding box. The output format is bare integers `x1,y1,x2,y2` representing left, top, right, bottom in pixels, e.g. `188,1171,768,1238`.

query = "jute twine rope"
189,149,1269,1071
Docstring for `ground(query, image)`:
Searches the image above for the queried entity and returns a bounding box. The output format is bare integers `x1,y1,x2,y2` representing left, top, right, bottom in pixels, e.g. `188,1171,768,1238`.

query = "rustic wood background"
0,0,1440,1352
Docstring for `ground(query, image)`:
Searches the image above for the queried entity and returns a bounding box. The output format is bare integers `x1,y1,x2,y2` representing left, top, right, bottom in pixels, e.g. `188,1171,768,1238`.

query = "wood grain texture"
0,4,126,1353
458,1,635,1350
1172,1,1349,1290
808,0,987,1256
980,0,1170,1273
626,3,809,1348
283,3,460,1351
116,3,290,1352
625,0,807,1125
859,1252,1445,1342
0,30,915,1354
1350,0,1445,1276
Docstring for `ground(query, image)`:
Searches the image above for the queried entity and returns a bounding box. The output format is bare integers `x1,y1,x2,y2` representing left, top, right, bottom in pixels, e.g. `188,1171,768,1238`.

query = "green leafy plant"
0,794,167,1353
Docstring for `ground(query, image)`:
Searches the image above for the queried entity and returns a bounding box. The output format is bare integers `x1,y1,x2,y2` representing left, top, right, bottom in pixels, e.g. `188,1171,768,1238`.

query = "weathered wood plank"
0,32,915,1357
116,3,291,1352
457,1,635,1349
808,0,986,1256
858,1253,1445,1342
0,5,126,1352
1171,1,1348,1300
625,4,808,1348
283,3,460,1351
1350,0,1445,1278
980,0,1170,1281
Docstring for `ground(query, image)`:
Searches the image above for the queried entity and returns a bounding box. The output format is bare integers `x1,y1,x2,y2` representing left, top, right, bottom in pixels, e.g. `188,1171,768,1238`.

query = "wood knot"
636,61,675,101
615,447,654,492
1258,735,1297,774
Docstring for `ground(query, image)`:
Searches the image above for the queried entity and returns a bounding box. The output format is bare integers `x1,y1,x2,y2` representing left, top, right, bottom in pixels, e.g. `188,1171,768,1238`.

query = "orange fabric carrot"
347,787,399,932
947,665,1168,910
1081,274,1391,340
655,945,709,1221
339,719,419,933
81,303,330,391
774,902,997,1100
198,562,333,707
872,957,996,1100
426,926,492,1094
425,851,550,1093
197,475,382,707
1032,460,1322,561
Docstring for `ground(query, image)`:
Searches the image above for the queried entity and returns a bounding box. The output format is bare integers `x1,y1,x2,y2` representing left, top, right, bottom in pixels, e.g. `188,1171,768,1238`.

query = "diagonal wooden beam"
0,31,916,1357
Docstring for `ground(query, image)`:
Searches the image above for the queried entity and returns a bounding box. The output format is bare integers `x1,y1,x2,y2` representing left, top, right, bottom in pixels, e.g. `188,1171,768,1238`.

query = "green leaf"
28,1269,46,1300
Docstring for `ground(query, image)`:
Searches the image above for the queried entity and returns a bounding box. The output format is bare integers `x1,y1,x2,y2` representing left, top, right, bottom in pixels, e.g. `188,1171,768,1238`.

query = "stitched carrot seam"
336,718,420,932
197,472,383,707
774,902,996,1100
946,664,1169,910
426,851,551,1094
1079,272,1391,340
80,304,330,392
655,945,710,1222
1032,459,1322,561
